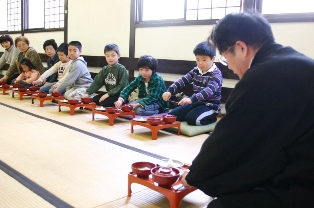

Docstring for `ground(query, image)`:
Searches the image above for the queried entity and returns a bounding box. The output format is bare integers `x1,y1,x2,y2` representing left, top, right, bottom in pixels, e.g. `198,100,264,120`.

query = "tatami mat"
0,169,55,208
0,93,211,208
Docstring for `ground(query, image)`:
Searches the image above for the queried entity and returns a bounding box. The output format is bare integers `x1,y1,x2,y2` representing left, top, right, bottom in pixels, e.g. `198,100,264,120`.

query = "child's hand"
114,100,123,109
162,92,171,101
82,94,89,98
99,94,109,102
178,97,192,105
51,84,58,89
32,80,42,86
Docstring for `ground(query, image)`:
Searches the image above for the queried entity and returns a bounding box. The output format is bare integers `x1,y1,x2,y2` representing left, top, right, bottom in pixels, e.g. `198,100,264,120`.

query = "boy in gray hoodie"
53,41,93,100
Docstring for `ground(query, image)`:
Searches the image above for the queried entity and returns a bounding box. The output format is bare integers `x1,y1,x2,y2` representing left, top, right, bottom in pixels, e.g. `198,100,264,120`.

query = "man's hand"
181,171,192,189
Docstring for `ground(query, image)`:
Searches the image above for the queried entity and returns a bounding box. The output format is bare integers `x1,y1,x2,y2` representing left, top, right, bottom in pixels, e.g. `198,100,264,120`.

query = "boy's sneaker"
51,99,58,104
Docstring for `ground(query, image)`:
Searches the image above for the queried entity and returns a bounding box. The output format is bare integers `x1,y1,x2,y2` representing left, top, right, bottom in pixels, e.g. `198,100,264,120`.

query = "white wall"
23,32,64,54
1,2,314,61
271,22,314,59
135,25,214,61
135,22,314,61
68,0,131,57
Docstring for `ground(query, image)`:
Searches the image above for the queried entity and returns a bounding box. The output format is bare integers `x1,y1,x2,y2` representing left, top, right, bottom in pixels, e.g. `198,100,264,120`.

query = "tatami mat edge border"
0,160,74,208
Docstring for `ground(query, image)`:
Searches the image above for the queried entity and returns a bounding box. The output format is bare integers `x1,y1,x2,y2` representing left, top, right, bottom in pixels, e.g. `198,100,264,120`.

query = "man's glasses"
218,45,235,66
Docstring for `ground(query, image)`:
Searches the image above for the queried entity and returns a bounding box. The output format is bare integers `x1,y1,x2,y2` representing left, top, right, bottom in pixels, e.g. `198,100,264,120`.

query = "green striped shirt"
120,72,169,110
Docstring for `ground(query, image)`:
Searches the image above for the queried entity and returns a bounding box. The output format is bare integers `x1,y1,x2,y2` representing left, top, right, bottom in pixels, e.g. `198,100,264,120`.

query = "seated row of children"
0,35,223,126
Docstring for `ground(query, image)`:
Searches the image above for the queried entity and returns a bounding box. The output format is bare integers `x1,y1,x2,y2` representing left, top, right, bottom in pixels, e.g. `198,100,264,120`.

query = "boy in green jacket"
82,44,128,107
114,55,168,116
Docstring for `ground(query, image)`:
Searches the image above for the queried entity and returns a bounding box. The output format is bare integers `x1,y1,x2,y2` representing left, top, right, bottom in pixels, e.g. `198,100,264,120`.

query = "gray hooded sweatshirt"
55,56,93,92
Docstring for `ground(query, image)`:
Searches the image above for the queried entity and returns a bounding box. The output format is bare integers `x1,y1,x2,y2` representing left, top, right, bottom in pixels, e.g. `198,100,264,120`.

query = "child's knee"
134,107,145,115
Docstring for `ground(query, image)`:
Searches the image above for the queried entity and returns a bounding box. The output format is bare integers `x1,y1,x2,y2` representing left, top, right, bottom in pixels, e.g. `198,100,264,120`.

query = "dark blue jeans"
169,102,217,126
16,80,33,88
129,99,160,116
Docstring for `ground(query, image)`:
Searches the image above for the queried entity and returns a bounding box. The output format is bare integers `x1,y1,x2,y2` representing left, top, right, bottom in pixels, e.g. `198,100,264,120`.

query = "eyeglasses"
218,45,235,66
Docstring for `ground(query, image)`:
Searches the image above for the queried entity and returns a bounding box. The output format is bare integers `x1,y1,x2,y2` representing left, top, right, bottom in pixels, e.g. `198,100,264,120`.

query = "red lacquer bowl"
151,167,180,187
81,97,92,104
38,92,47,98
121,105,133,112
13,83,21,88
163,115,177,124
29,86,39,92
147,116,163,126
68,100,79,105
131,162,156,178
18,88,27,92
106,107,117,114
2,84,10,89
52,91,61,97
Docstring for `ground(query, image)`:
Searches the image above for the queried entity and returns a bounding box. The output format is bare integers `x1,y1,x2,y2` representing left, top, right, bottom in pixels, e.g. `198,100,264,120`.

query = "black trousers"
92,92,120,107
207,188,305,208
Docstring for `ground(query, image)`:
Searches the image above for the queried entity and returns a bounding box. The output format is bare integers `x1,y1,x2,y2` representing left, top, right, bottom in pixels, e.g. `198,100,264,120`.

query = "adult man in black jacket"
182,12,314,208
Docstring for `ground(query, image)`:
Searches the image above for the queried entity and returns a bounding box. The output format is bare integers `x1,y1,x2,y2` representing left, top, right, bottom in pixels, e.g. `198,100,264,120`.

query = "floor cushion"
168,121,217,137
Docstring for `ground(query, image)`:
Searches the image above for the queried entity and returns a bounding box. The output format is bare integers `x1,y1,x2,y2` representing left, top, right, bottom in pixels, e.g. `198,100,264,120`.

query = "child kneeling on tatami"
52,41,93,100
162,41,222,126
114,55,168,116
82,43,128,107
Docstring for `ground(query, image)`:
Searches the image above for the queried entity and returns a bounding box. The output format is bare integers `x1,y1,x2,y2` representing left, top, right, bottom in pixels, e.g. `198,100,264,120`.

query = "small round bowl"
106,107,117,114
13,83,21,88
121,105,133,112
2,84,10,89
68,100,79,105
131,162,156,178
18,87,27,92
29,86,39,92
38,92,47,98
163,115,177,124
151,167,180,187
81,97,92,104
147,116,162,126
52,91,61,97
